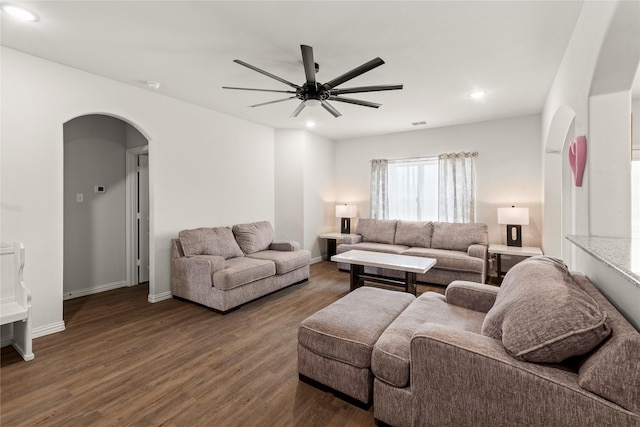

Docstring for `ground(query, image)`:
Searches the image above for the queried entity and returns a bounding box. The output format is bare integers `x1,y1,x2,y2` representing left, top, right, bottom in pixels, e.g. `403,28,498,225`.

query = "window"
387,157,439,221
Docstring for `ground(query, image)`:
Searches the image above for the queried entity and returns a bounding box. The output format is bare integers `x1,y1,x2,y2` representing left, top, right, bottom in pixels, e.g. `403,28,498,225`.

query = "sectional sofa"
335,218,488,285
171,221,311,313
298,256,640,426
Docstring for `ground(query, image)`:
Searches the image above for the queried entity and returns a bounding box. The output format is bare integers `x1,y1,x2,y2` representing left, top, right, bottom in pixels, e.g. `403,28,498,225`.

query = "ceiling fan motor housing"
297,84,330,102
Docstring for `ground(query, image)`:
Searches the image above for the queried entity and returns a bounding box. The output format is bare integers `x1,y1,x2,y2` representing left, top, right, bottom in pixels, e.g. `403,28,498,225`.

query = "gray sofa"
299,256,640,426
336,218,488,285
171,221,311,313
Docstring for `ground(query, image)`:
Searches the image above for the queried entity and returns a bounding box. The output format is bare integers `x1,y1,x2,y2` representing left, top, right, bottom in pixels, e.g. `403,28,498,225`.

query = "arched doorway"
543,106,577,264
63,114,150,301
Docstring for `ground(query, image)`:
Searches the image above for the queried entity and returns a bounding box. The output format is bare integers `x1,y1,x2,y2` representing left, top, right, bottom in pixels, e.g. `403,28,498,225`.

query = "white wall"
1,47,275,336
334,114,542,247
63,115,127,297
274,129,335,261
541,0,640,329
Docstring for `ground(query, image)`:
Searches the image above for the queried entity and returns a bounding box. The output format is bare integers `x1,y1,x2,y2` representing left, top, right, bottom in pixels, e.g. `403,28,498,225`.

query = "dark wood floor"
0,262,445,426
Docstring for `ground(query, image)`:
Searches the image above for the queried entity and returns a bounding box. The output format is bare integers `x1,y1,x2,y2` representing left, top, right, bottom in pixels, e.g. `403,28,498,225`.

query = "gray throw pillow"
356,219,397,244
482,256,610,363
394,221,433,247
179,227,244,259
232,221,274,254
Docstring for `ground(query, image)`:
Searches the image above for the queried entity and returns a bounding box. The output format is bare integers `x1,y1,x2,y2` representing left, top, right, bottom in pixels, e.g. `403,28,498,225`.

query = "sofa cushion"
574,273,640,414
247,249,311,275
298,287,414,369
372,292,485,388
179,227,244,259
337,242,410,255
394,221,433,248
401,247,484,273
212,257,275,291
232,221,274,254
431,222,487,252
482,256,611,363
356,219,398,245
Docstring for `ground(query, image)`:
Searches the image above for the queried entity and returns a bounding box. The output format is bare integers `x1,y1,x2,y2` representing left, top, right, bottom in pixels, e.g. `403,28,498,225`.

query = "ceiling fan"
222,45,403,118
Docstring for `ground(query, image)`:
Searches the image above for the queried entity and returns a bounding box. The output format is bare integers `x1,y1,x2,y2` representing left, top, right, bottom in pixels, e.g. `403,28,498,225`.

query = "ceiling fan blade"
301,45,317,90
330,84,403,95
233,59,300,89
290,101,306,117
328,96,381,109
223,86,296,94
323,57,385,89
249,97,296,108
321,100,342,118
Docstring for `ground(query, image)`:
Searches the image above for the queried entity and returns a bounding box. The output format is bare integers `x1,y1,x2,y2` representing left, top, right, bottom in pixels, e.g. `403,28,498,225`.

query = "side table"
489,244,543,280
319,232,359,261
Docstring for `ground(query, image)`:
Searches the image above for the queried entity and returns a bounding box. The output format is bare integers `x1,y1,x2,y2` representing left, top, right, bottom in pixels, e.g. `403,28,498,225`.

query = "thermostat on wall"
94,185,106,194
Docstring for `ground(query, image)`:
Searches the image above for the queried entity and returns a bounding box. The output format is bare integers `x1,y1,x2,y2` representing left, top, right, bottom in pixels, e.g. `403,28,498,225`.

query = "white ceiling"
1,1,585,140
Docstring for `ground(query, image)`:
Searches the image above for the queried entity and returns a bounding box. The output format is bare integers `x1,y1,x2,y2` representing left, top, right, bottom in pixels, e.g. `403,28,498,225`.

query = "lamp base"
506,224,522,247
340,218,351,234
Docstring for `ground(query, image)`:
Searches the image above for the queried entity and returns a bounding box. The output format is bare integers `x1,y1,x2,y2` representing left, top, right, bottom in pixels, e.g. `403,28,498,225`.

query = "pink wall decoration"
568,135,587,187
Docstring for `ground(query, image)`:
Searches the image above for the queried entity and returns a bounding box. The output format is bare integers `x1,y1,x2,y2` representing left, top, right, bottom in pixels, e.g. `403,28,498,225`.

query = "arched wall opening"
63,113,153,304
543,105,577,262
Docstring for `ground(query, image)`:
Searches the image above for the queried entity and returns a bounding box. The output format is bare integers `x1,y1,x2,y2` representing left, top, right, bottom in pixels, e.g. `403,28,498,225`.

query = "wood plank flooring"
1,262,445,427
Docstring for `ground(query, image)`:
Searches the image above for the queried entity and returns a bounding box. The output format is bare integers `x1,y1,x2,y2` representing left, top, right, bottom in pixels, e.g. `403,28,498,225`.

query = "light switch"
76,193,83,203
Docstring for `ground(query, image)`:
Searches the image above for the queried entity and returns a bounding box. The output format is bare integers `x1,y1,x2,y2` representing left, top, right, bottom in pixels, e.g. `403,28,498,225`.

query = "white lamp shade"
336,204,357,218
498,207,529,225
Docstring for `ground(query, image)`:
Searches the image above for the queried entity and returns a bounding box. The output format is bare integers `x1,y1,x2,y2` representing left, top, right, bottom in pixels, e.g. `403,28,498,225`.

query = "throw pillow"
179,227,244,259
431,222,487,252
356,219,397,244
232,221,274,254
394,221,433,247
481,256,610,363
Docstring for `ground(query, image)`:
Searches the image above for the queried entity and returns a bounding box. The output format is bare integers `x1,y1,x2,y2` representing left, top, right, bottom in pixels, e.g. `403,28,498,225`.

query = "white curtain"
370,159,389,219
388,158,438,221
438,152,476,223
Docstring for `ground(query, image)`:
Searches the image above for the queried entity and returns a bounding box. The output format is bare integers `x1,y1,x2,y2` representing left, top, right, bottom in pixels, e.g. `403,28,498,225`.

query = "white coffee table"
331,250,436,295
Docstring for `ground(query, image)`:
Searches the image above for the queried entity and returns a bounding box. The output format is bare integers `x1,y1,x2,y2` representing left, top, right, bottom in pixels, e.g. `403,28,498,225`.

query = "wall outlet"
94,185,106,194
76,193,83,203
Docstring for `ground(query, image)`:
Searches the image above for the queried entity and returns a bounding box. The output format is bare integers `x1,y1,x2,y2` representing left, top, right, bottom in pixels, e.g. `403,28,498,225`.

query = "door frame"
125,145,149,287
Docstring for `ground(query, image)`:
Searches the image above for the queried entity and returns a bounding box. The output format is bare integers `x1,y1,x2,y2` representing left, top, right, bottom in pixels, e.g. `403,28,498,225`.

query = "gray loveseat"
299,256,640,426
171,221,310,313
336,218,488,285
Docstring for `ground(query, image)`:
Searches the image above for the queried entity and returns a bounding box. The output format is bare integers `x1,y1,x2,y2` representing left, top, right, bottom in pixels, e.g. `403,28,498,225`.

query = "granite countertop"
566,235,640,289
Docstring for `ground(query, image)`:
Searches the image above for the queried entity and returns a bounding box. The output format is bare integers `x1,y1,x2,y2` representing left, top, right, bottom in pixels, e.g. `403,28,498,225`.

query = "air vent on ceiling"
411,121,427,126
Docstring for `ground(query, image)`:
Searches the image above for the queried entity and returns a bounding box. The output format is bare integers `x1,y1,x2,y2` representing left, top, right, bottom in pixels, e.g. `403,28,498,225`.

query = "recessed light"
1,4,38,21
146,81,161,89
469,91,486,99
305,121,316,128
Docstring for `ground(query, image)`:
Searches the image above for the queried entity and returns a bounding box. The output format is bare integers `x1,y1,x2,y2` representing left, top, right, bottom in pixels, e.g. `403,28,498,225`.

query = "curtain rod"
372,152,479,163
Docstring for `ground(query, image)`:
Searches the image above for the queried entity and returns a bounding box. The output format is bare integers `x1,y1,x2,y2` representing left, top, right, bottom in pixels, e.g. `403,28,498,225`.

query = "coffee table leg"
350,264,364,292
406,272,417,295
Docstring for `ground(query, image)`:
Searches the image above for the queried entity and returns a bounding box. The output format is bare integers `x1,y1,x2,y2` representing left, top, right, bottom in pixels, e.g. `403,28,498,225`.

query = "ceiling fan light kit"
223,45,403,118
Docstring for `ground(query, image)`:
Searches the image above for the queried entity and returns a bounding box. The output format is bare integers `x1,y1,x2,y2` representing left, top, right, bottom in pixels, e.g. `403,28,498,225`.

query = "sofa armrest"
445,281,498,313
409,323,617,426
468,243,487,260
342,235,362,244
171,255,225,289
269,241,300,251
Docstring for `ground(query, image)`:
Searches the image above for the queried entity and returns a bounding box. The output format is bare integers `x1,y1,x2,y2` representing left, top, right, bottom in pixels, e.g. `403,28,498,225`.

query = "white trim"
33,321,66,339
63,280,128,300
310,256,324,264
148,291,172,303
126,146,148,288
1,335,14,348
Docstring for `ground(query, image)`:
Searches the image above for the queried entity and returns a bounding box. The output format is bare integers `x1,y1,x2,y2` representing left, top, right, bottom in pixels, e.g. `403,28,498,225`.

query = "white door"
138,154,150,283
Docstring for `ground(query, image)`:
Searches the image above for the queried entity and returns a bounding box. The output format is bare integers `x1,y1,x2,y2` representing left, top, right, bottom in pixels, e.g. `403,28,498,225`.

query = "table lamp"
498,206,529,247
336,204,357,234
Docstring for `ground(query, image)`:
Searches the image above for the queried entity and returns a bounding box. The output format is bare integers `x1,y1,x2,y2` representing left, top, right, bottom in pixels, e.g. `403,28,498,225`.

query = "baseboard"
63,280,128,300
148,291,172,303
33,321,65,339
310,256,324,264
